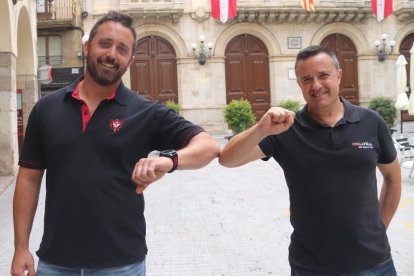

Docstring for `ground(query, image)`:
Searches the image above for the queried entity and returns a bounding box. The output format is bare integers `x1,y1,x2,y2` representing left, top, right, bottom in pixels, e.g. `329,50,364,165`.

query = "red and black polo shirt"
19,77,204,268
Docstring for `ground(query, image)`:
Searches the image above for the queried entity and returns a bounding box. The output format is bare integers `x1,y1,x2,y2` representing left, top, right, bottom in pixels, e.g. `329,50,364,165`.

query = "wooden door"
130,36,178,103
321,34,359,105
400,33,414,121
225,34,270,120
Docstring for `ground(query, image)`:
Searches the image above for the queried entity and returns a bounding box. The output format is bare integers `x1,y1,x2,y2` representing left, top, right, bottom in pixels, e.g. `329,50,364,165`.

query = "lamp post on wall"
191,35,213,65
374,33,396,62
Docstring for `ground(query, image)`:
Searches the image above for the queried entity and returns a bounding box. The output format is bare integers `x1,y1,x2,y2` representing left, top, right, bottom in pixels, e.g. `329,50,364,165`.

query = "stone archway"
311,22,369,55
0,0,16,175
16,6,37,152
0,2,37,175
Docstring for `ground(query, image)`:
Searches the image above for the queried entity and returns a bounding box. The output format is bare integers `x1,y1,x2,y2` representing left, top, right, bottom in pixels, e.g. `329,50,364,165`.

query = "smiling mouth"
101,62,116,69
312,91,327,97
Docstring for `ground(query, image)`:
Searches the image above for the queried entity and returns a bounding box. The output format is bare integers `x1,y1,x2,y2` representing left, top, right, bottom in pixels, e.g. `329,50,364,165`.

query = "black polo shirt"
19,78,204,268
259,98,396,274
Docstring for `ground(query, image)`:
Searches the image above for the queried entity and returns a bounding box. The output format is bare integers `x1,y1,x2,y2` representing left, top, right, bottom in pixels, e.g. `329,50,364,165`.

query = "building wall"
0,0,37,176
77,0,414,133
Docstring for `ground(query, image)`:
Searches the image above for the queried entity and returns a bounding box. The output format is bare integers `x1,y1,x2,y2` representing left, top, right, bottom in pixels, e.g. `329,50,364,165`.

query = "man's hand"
256,107,295,138
11,249,35,276
131,156,173,194
219,107,295,168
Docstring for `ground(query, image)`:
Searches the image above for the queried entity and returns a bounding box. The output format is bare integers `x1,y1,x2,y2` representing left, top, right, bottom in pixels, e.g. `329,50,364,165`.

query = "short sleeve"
258,135,279,162
151,104,204,150
376,115,397,164
18,105,47,169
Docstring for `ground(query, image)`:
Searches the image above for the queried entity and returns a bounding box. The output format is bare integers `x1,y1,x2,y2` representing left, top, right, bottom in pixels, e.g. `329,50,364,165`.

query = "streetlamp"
191,35,213,65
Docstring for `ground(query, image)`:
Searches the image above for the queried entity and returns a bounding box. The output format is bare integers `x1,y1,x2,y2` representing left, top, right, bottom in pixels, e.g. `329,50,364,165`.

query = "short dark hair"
294,45,340,74
88,10,137,54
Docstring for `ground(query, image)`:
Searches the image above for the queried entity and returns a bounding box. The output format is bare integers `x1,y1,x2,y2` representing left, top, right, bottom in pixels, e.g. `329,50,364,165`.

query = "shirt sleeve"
18,105,47,170
258,135,278,162
376,114,397,164
151,104,205,151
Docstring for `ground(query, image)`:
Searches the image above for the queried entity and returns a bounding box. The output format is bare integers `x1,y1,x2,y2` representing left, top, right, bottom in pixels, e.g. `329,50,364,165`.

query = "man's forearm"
380,179,401,229
177,132,220,170
13,168,43,250
219,124,266,167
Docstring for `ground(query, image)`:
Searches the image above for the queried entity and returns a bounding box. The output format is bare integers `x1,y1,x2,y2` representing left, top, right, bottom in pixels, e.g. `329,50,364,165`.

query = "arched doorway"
399,33,414,121
321,34,359,105
130,36,178,103
225,34,270,120
0,3,36,175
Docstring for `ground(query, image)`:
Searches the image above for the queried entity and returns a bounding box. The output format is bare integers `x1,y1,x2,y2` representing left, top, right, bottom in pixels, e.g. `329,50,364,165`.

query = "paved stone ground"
1,133,414,275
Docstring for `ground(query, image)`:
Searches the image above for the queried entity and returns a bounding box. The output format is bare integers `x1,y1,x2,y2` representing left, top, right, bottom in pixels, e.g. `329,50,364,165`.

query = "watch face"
161,149,177,157
160,149,178,173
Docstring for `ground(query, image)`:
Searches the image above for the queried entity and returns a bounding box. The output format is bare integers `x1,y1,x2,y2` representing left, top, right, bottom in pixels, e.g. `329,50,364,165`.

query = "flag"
211,0,237,23
371,0,393,21
301,0,315,12
48,66,53,82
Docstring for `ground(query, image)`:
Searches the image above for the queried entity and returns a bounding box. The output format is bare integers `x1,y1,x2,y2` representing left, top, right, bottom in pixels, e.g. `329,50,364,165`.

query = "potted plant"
165,100,181,115
223,99,256,137
367,96,397,133
276,99,301,112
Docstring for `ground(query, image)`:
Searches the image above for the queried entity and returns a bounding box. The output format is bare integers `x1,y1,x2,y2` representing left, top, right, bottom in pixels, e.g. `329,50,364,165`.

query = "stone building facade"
1,0,414,176
0,0,38,176
82,0,414,134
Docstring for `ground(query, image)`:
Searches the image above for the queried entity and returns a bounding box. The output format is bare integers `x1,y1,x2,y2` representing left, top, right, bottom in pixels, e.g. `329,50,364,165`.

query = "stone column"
0,52,18,176
178,57,228,133
17,74,39,132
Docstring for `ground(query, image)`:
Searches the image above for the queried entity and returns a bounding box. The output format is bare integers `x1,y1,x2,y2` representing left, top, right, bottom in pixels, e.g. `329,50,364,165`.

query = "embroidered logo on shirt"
109,119,125,133
352,142,374,149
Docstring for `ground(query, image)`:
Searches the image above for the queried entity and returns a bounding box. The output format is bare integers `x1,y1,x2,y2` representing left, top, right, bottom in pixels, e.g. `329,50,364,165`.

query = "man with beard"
11,11,219,276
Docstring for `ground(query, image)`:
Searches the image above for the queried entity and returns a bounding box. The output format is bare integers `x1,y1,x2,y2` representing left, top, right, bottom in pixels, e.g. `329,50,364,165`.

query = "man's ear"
128,55,135,67
337,68,343,82
83,41,89,57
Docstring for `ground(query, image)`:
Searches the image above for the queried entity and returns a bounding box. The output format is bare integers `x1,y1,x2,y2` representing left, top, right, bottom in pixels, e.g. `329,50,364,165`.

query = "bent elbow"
218,154,238,168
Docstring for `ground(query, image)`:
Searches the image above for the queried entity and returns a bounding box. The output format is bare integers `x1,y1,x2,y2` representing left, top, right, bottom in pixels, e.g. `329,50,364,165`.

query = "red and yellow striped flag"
301,0,315,12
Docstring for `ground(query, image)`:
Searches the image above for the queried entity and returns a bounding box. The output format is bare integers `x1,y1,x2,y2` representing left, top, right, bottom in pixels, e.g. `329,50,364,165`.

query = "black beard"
86,56,125,86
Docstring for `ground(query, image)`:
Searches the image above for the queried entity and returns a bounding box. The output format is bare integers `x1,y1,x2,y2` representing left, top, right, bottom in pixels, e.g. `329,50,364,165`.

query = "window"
38,35,62,65
37,0,53,20
37,0,52,13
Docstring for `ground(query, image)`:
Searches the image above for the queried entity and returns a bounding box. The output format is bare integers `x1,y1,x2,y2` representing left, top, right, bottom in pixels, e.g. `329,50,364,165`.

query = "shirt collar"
296,97,360,127
64,76,128,106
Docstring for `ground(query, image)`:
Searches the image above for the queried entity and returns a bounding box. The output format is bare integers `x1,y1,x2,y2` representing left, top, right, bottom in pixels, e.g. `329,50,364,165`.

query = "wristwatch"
159,149,178,173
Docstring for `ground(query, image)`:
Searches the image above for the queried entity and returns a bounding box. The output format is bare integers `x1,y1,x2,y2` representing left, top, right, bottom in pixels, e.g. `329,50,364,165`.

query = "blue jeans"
291,256,397,276
37,259,146,276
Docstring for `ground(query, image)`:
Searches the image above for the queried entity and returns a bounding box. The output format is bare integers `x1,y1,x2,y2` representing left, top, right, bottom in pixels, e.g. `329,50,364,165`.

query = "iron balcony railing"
37,0,75,21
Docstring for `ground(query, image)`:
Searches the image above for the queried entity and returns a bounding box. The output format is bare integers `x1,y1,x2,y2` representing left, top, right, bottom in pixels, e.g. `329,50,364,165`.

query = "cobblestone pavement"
1,134,414,275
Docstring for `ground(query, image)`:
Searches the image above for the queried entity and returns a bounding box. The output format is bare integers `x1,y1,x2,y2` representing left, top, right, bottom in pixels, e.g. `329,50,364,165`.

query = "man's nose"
106,46,117,58
311,78,323,90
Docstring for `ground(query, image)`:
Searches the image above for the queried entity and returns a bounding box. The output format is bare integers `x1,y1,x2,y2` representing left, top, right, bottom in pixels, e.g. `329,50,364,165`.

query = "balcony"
394,0,414,22
37,0,76,29
234,0,372,23
215,0,414,24
119,0,184,23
